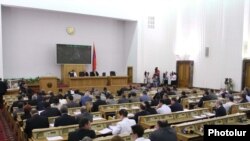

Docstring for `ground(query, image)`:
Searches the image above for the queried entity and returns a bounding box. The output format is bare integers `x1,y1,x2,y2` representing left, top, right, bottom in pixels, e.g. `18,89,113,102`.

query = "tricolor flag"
92,43,96,71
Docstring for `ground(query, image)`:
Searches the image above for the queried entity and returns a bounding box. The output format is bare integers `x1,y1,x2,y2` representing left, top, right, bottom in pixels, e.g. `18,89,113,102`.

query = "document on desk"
192,116,202,119
93,117,104,121
73,111,81,115
98,128,112,134
46,136,63,141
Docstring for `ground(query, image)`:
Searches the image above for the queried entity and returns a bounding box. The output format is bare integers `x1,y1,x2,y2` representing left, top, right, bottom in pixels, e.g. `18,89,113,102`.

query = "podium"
39,76,58,93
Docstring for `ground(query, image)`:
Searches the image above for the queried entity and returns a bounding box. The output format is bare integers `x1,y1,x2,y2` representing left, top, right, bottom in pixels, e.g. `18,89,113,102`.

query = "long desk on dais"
68,76,128,93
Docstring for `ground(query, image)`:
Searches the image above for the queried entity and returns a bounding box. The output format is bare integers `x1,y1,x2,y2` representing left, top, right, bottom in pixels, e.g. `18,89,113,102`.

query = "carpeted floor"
0,110,15,141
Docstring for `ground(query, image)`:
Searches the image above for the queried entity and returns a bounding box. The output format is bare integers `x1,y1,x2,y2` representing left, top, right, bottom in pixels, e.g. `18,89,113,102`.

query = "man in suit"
40,102,61,117
149,120,177,141
134,104,150,123
91,95,107,112
215,100,227,117
25,109,49,138
76,106,93,122
170,97,183,112
90,70,99,76
54,106,77,127
0,78,7,109
198,90,211,107
68,118,96,141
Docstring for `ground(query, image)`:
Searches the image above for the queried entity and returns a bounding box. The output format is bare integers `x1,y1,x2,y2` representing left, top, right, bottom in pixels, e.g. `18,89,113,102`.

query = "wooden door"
127,66,133,84
242,60,250,89
176,61,194,88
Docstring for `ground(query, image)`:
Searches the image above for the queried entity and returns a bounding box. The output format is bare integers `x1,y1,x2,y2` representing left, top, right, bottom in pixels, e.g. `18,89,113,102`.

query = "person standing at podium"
69,69,77,77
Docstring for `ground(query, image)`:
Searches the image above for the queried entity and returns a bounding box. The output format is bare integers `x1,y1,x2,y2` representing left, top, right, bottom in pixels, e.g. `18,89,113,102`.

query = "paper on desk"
49,123,54,127
131,106,139,109
98,128,112,134
46,136,63,141
239,107,247,110
200,114,207,118
93,117,104,121
192,116,202,119
73,111,81,115
205,113,215,117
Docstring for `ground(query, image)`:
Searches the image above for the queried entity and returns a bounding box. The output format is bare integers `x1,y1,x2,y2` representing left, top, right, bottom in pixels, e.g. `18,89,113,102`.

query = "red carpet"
0,110,15,141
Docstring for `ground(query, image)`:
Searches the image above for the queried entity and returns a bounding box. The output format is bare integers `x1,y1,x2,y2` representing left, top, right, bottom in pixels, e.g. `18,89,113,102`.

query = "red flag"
92,44,96,71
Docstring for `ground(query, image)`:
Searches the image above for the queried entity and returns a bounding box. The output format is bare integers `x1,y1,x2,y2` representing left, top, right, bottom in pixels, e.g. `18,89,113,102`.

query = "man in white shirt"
131,124,150,141
223,96,235,113
156,100,172,114
112,109,136,135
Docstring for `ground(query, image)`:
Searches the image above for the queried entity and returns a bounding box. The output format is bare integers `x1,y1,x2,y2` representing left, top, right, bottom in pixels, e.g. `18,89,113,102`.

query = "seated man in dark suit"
40,102,61,117
134,104,150,123
25,109,49,138
198,90,211,107
90,70,99,76
215,100,227,117
68,118,96,141
54,106,77,127
91,95,107,112
149,120,177,141
170,97,183,112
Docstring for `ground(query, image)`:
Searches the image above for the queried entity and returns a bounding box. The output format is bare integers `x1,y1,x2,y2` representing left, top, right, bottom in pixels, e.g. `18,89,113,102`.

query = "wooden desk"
172,113,248,141
6,88,19,95
110,76,128,86
139,108,212,129
69,77,108,87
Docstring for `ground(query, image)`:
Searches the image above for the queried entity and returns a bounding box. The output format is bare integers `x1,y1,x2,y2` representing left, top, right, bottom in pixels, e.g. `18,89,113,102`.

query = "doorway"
127,66,133,84
242,59,250,90
176,61,194,88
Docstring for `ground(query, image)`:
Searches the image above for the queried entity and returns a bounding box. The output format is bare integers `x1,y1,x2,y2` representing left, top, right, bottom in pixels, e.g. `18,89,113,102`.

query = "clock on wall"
66,27,75,35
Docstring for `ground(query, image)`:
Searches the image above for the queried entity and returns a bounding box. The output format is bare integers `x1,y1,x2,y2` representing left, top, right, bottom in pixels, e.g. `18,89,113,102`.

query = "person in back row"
112,109,136,135
131,124,150,141
149,120,177,141
54,106,77,127
68,118,96,141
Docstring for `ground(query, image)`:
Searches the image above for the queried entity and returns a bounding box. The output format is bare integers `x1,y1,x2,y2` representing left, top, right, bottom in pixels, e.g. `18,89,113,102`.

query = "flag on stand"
92,43,96,71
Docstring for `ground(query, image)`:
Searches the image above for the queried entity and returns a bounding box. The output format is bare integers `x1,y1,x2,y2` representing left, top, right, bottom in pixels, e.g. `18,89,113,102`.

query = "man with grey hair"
76,106,93,122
